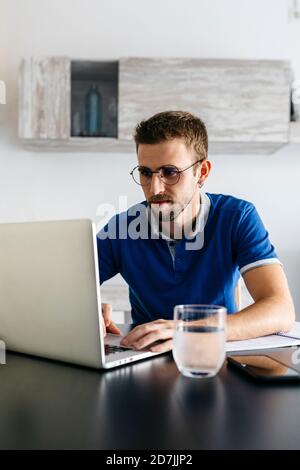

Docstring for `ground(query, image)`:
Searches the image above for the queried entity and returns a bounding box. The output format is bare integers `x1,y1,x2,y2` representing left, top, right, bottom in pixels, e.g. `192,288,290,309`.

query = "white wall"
1,0,300,315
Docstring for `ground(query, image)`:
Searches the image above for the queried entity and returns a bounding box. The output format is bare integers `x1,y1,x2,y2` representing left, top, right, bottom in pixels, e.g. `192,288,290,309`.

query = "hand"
120,319,174,353
101,303,121,337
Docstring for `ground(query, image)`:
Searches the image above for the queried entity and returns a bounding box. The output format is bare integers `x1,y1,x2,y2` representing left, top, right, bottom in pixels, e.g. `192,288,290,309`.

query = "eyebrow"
138,164,179,171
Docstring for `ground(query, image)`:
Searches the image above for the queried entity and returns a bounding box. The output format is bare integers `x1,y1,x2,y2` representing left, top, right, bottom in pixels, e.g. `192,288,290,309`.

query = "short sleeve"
96,223,120,285
234,203,281,275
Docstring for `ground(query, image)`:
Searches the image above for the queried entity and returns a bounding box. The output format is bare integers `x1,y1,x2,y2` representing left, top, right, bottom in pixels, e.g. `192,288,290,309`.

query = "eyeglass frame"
130,159,204,186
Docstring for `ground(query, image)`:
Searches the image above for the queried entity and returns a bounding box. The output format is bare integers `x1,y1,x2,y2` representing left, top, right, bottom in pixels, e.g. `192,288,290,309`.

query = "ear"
198,160,212,186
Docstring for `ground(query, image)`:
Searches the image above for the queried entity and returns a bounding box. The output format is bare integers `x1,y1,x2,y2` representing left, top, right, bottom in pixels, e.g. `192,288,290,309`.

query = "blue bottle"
85,84,102,136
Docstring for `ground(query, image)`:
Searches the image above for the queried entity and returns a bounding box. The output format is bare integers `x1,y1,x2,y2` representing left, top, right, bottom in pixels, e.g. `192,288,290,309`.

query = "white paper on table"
226,321,300,352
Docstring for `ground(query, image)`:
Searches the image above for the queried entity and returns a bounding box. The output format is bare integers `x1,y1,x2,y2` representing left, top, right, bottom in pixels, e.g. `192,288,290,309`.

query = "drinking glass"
173,304,227,378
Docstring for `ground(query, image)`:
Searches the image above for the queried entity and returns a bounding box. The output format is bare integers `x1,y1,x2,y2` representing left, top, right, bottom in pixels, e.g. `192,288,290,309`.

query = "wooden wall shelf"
19,56,293,155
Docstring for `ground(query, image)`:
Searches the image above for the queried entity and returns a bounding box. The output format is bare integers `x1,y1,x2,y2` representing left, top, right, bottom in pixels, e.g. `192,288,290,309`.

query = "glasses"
130,160,203,186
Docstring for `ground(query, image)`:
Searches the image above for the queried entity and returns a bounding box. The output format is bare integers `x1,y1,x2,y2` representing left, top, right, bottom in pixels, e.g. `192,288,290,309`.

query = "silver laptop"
0,219,163,369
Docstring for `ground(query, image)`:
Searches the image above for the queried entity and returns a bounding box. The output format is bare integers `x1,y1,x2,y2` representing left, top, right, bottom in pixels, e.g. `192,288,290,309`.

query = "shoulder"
206,193,255,216
97,200,148,237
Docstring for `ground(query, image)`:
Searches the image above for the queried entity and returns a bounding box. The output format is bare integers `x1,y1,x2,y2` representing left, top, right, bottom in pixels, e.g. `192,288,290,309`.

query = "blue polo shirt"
97,193,280,323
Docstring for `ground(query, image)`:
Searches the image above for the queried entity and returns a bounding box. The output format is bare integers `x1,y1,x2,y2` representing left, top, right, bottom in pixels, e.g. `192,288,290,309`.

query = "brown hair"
134,110,208,160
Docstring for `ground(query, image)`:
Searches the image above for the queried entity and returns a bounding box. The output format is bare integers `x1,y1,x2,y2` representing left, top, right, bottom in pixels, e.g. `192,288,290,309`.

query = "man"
97,111,295,353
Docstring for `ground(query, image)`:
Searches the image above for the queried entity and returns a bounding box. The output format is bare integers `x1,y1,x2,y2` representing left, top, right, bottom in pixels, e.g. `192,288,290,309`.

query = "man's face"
137,138,202,222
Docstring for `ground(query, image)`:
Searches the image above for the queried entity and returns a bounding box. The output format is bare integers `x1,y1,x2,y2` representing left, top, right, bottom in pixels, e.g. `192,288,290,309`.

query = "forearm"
227,295,295,341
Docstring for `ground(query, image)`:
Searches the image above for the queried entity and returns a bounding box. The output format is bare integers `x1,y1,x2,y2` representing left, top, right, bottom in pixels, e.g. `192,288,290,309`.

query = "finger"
107,321,122,335
133,328,174,350
120,324,149,345
101,316,107,337
150,339,173,353
102,303,113,325
120,322,164,346
121,321,174,346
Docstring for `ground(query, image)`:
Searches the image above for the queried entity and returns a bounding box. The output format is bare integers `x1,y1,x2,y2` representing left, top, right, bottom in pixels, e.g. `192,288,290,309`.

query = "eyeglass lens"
133,166,180,186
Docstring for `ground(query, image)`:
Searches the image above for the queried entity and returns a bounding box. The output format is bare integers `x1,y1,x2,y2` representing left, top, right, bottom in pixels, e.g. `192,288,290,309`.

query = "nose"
149,171,166,195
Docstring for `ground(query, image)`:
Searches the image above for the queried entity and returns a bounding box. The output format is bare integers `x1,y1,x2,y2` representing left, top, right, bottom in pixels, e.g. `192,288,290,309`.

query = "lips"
152,202,171,208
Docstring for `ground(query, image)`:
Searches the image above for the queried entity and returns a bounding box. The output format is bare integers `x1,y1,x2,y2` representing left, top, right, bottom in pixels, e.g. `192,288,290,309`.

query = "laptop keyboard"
105,344,132,355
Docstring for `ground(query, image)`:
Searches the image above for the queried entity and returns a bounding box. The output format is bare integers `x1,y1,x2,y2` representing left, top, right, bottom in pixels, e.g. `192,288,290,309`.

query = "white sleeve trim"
240,258,282,275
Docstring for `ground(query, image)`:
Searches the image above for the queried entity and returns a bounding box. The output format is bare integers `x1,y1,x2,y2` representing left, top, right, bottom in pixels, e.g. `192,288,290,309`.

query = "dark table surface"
1,345,300,450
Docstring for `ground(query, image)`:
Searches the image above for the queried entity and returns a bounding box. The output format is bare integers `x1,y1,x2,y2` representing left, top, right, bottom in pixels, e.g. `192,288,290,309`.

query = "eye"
162,167,178,178
138,167,152,178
